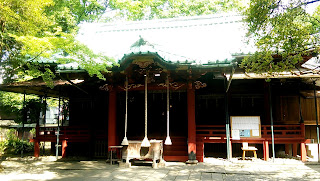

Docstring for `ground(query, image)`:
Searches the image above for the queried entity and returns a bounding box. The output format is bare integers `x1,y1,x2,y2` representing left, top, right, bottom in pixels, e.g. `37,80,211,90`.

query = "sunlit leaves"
107,0,245,21
241,0,320,74
0,0,109,84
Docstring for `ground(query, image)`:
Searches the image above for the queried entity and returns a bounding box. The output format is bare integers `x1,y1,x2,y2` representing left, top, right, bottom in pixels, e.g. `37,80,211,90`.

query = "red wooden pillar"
62,140,67,158
187,82,197,162
34,125,40,157
263,141,269,161
34,140,40,157
108,89,117,151
300,143,307,162
293,143,298,157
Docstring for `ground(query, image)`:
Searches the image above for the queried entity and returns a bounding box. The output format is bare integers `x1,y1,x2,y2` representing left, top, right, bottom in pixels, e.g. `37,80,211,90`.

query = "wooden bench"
242,142,257,160
121,140,164,168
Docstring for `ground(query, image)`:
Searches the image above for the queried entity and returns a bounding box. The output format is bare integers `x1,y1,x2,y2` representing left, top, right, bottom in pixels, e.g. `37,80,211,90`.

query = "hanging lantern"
141,73,151,147
165,75,172,145
121,76,129,146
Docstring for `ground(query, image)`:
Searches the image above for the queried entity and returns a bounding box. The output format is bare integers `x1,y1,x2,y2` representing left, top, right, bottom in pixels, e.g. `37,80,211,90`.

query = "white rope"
125,76,128,137
167,75,169,137
145,73,148,137
121,76,129,145
165,75,172,145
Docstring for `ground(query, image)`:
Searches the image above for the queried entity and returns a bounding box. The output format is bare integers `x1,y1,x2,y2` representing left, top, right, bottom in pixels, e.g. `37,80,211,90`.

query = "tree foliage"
0,91,36,117
0,0,112,84
241,0,320,74
106,0,244,21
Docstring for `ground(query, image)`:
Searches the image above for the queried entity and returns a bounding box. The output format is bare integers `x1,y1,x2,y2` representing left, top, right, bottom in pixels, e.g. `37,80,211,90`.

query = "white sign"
231,116,261,138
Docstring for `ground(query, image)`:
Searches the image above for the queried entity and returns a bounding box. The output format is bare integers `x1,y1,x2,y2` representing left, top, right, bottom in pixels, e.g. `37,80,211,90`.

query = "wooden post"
264,82,271,124
187,81,197,163
301,143,307,162
301,123,305,138
263,141,269,161
285,144,290,155
62,140,67,158
34,125,40,157
196,137,204,162
108,89,117,151
34,140,40,157
293,143,298,157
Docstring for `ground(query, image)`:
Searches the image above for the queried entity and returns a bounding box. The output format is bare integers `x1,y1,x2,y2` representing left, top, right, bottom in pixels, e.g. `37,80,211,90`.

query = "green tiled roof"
78,13,253,66
56,62,85,73
47,14,252,72
119,36,235,68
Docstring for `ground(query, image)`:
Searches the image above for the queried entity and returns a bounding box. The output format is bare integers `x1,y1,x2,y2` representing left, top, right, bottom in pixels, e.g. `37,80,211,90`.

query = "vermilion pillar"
62,140,67,158
108,89,117,151
301,143,307,162
34,140,40,157
187,82,197,162
34,125,40,157
263,141,269,161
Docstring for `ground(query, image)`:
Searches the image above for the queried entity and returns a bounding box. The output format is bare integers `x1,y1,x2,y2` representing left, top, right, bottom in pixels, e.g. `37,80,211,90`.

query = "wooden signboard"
230,116,261,139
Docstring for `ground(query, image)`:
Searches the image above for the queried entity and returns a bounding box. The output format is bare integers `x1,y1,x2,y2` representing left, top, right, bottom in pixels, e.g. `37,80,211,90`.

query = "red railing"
196,125,226,137
196,124,305,139
261,124,305,138
36,126,91,142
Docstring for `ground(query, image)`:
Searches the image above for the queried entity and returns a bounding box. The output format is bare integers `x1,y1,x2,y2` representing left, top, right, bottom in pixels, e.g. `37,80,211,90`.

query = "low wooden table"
109,146,123,165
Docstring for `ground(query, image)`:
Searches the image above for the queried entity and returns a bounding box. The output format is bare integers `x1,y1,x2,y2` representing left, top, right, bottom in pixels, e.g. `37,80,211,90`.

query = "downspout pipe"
313,81,320,162
268,83,275,162
225,66,235,160
56,88,61,160
21,91,26,158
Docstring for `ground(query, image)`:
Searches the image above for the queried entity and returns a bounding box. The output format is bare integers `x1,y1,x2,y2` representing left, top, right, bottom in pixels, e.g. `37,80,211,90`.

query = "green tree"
0,0,112,84
106,0,244,21
0,91,36,118
241,0,320,75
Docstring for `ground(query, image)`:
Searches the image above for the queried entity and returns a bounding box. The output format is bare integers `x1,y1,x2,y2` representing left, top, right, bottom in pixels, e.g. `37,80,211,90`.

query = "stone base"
158,159,166,168
152,160,166,168
152,162,158,168
119,162,131,168
186,160,198,164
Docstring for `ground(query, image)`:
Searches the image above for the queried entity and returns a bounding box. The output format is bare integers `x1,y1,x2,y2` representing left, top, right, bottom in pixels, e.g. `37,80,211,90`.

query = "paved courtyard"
0,157,320,180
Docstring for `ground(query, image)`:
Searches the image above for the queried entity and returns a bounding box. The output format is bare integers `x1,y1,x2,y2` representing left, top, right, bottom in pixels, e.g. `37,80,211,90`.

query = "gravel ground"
0,157,320,181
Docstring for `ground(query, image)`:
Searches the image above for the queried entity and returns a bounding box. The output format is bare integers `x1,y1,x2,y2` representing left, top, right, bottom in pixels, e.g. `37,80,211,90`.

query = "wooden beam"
108,89,117,150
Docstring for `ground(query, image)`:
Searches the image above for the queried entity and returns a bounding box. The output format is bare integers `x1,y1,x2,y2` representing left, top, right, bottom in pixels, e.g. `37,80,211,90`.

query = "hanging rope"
167,76,169,135
145,74,147,137
141,73,150,147
121,76,129,145
125,76,128,138
165,75,172,145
